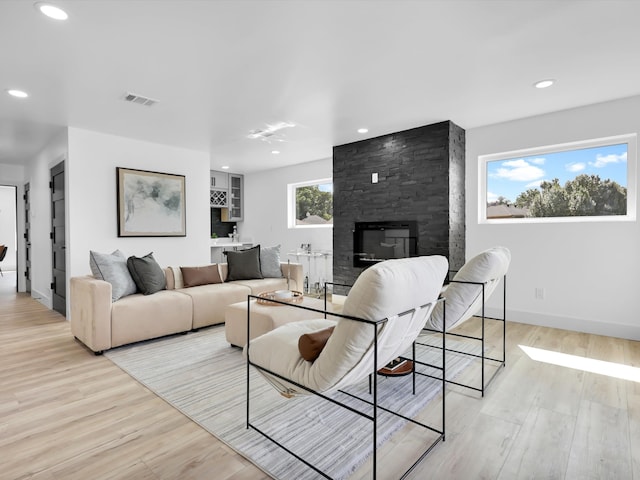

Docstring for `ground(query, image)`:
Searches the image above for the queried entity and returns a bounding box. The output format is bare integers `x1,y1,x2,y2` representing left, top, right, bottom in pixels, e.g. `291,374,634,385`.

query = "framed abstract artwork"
116,167,186,237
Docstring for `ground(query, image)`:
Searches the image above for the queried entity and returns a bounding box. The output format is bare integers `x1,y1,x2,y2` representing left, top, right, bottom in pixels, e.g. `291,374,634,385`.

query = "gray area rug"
106,326,474,479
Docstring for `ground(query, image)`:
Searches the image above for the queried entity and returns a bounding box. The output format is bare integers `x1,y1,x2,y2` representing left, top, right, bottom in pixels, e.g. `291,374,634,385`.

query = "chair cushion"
427,246,511,331
248,255,448,395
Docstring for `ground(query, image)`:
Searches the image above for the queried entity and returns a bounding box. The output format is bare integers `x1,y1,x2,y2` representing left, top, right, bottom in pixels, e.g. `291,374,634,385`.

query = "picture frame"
116,167,186,237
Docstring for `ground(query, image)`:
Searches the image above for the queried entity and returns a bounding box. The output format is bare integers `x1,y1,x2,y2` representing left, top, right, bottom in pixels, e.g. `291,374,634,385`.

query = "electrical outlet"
535,287,545,300
372,172,379,184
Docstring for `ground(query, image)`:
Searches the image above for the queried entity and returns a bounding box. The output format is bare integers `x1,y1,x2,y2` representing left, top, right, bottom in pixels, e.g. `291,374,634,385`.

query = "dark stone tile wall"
333,120,465,288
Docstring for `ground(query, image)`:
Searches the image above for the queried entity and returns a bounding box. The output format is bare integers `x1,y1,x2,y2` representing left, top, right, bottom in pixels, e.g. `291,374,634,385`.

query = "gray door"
24,182,31,293
50,162,66,316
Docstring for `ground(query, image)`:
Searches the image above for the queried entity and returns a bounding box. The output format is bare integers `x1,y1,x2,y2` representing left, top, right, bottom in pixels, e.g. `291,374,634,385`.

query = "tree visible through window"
483,136,635,221
288,180,333,227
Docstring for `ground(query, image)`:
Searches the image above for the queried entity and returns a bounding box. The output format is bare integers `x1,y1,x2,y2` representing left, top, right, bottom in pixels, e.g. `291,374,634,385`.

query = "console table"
287,251,332,296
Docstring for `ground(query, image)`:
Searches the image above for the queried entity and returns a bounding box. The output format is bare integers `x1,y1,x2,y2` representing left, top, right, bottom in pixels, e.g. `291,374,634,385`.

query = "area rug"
105,326,475,479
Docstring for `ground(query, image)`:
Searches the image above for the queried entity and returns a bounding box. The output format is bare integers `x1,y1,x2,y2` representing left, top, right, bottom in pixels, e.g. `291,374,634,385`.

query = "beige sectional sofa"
70,262,303,354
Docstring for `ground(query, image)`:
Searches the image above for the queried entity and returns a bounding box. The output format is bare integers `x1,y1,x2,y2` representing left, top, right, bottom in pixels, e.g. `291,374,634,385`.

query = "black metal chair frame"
245,284,447,480
418,274,507,397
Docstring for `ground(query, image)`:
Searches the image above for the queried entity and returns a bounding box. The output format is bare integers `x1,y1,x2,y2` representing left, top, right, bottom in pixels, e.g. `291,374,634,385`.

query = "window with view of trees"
481,134,636,222
288,179,333,228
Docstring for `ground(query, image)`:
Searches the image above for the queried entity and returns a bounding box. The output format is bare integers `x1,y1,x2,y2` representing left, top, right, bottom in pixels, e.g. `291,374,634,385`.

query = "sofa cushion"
230,277,289,295
89,249,137,302
179,283,251,329
127,252,166,295
260,244,283,278
111,290,192,348
180,264,223,287
225,246,263,281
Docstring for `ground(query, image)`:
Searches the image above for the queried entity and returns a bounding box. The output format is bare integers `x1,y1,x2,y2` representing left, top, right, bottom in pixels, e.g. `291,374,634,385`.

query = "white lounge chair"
424,246,511,396
245,255,449,479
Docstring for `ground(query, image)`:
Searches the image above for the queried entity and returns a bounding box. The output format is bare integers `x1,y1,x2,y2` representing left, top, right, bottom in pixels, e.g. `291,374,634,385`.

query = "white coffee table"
224,295,339,347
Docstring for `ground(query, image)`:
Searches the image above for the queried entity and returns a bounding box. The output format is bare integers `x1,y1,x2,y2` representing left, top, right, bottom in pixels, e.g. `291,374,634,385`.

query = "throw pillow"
126,252,166,295
298,326,335,362
89,249,137,302
180,264,223,287
225,245,263,281
260,244,283,278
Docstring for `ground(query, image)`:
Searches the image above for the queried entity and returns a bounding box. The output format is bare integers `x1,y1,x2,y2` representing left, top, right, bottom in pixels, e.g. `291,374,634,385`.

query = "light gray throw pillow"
260,244,283,278
89,249,138,302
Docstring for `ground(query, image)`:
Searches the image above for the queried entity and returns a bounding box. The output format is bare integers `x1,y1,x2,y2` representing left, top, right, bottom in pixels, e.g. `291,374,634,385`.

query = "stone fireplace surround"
333,120,465,289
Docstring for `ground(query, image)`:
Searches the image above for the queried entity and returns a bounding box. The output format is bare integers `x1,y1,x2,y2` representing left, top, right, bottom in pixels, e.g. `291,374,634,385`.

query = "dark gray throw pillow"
225,245,263,281
127,252,166,295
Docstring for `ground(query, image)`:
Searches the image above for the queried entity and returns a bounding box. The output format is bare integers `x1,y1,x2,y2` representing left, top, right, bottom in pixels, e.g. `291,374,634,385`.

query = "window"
479,134,636,223
288,179,333,228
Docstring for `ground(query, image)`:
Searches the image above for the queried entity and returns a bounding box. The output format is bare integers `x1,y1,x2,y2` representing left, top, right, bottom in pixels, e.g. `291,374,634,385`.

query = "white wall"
242,157,333,282
26,130,68,306
0,185,17,270
466,95,640,340
67,128,211,297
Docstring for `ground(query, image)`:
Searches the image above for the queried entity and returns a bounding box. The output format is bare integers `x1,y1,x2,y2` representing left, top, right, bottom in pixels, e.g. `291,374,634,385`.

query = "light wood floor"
1,274,639,479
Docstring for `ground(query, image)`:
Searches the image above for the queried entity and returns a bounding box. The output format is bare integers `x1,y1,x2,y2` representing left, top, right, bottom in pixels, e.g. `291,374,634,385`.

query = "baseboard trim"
485,307,640,342
31,288,52,309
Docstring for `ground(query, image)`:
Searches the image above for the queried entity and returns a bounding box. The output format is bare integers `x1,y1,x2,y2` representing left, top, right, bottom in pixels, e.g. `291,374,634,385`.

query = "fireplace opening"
353,221,417,267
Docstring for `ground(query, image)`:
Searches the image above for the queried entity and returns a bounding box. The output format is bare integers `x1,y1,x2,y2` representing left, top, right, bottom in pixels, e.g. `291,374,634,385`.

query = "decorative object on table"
116,167,186,237
286,259,291,290
256,290,303,305
377,357,414,376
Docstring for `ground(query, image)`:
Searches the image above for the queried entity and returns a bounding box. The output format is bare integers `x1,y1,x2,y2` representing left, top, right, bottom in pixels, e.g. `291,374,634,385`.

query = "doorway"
50,161,66,316
0,185,18,294
24,182,31,293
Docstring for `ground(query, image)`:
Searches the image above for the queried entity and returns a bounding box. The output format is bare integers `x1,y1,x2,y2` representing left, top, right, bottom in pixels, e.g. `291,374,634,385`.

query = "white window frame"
479,133,637,224
287,178,333,229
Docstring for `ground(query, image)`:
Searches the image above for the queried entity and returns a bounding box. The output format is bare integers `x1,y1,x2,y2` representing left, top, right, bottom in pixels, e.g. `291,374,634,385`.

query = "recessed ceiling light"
6,89,29,98
271,150,280,155
534,79,555,89
357,128,369,134
34,2,68,20
221,165,230,170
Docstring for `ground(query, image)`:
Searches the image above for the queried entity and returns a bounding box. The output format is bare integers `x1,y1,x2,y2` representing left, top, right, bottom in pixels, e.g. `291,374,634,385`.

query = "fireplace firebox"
353,221,417,267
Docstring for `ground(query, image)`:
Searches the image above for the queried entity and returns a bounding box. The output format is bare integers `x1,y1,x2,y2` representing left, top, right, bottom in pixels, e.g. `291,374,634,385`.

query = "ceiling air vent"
123,92,158,107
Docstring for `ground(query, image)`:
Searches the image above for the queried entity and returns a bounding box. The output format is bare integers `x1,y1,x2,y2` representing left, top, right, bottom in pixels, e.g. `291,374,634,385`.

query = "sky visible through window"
487,143,628,204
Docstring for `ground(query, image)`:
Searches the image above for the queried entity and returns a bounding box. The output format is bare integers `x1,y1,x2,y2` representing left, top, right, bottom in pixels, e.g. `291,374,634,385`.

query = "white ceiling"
1,0,640,173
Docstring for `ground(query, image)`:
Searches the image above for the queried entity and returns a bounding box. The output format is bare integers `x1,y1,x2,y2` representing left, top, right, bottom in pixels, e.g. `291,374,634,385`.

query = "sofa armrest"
70,276,113,353
281,262,303,292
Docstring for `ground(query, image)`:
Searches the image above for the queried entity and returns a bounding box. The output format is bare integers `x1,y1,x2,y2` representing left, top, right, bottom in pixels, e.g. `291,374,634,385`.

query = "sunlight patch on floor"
519,344,640,383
